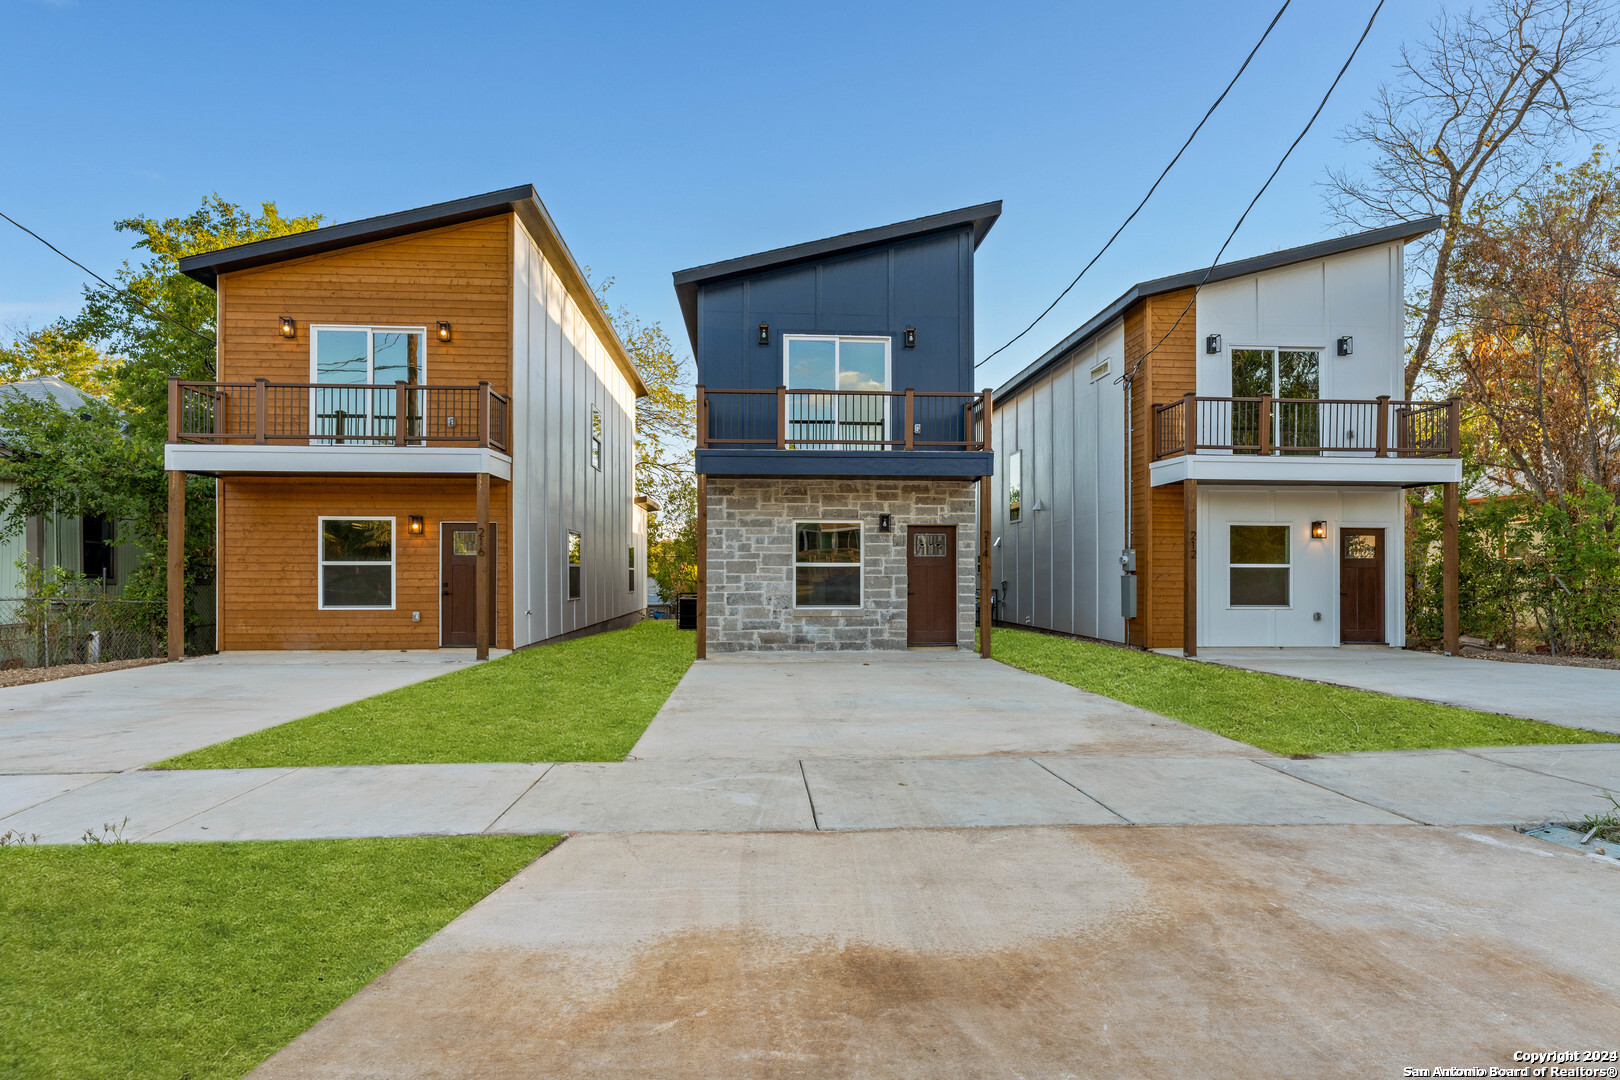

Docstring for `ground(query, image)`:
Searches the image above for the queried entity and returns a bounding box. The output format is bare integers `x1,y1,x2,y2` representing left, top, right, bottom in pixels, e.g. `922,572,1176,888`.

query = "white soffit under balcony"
164,444,513,480
1148,454,1461,487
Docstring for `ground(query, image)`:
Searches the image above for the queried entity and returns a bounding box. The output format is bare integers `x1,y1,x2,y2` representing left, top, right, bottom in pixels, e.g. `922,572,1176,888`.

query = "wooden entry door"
906,525,957,645
1339,528,1385,643
441,521,497,647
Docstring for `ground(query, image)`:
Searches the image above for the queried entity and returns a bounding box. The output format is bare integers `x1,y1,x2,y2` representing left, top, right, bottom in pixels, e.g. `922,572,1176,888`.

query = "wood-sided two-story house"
991,218,1465,656
164,187,651,660
675,203,1000,656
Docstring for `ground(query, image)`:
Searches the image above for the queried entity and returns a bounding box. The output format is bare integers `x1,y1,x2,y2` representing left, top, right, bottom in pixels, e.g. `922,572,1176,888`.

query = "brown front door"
906,525,957,645
1339,528,1385,643
441,521,497,647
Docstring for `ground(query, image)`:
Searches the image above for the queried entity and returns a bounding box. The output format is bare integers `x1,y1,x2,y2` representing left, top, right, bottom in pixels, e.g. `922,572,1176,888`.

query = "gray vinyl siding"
511,219,641,646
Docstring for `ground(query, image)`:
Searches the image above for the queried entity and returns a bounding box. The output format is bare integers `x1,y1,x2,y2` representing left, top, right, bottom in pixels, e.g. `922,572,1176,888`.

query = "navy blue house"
673,203,1000,655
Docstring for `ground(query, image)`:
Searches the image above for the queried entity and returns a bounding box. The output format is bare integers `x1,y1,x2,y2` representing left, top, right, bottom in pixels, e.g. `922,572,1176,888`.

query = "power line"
976,0,1293,371
1126,0,1386,379
0,209,216,345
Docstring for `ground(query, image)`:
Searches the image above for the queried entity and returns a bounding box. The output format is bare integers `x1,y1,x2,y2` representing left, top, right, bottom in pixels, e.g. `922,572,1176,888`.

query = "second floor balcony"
695,385,993,480
164,378,512,478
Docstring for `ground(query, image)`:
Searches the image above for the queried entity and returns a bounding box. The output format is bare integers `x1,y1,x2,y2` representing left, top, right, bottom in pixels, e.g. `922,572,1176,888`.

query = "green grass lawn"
0,835,557,1080
992,627,1615,755
158,620,693,769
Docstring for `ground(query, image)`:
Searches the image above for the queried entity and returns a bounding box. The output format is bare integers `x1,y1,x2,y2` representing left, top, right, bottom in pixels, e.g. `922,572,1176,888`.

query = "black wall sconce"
1311,520,1328,540
757,323,770,346
279,316,297,339
408,515,425,536
437,321,453,343
903,327,916,349
1337,335,1353,356
1205,333,1222,354
878,514,892,532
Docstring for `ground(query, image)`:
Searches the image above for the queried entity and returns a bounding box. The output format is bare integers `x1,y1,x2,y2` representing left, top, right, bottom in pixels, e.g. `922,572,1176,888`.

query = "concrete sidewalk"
0,650,494,774
245,825,1620,1079
5,744,1616,842
1195,646,1620,733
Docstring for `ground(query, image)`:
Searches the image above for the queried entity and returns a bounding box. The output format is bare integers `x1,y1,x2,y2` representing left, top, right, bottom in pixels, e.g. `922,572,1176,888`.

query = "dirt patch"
1417,644,1620,670
0,657,167,689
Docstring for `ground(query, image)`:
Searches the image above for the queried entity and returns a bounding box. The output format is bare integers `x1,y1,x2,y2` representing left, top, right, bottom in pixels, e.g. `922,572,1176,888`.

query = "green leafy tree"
0,325,118,397
646,476,698,601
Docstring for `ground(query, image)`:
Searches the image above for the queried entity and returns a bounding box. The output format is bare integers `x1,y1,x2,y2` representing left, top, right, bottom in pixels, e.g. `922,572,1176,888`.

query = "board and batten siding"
510,217,641,647
991,321,1127,643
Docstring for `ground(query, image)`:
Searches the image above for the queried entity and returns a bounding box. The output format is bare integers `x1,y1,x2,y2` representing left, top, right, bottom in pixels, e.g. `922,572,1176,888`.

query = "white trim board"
1149,454,1461,487
165,444,513,481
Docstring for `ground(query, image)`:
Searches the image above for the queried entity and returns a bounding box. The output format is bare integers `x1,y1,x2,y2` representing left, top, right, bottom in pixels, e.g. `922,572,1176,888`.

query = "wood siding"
216,215,513,394
1124,288,1195,649
218,476,511,650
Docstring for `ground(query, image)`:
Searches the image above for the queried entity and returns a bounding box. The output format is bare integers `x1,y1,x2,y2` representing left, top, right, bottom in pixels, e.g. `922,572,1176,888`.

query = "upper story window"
1230,348,1321,450
1007,450,1023,523
784,336,890,449
590,405,602,470
312,327,425,443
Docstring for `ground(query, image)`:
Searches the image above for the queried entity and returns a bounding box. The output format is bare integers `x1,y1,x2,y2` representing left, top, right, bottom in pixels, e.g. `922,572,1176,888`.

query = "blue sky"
3,0,1463,387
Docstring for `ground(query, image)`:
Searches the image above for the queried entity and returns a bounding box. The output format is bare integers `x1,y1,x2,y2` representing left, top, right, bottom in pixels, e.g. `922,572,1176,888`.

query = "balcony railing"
168,378,510,453
1153,394,1460,459
697,385,991,452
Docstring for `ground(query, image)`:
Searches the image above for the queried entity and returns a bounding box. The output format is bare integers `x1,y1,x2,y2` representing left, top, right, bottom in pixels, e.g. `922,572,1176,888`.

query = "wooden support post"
695,472,707,660
1374,394,1390,457
1258,393,1272,456
477,381,492,448
167,377,181,443
1447,395,1463,457
776,385,787,450
254,378,268,443
695,385,708,450
167,470,185,661
979,473,992,659
1183,479,1197,658
476,471,490,661
1442,480,1459,655
394,380,408,447
904,388,914,450
1181,391,1196,456
981,389,993,452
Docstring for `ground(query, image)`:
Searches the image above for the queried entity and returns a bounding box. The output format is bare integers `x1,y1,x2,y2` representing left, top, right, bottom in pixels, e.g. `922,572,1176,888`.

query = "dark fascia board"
671,201,1002,352
993,216,1441,404
177,185,648,397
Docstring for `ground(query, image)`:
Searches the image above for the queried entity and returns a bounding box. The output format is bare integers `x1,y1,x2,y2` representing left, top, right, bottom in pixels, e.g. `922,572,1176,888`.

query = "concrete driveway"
631,651,1259,759
0,650,489,773
249,825,1620,1079
1195,647,1620,733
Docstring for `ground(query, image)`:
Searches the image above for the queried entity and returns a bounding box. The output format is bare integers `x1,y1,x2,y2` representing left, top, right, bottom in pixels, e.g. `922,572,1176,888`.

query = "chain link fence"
0,596,167,670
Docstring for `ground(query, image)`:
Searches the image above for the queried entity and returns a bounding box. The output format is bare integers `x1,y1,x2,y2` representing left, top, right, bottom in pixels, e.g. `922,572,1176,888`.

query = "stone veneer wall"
705,477,979,652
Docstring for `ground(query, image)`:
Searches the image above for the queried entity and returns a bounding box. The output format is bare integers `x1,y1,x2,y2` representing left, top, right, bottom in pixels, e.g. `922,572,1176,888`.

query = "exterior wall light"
408,515,425,536
878,514,892,532
903,327,916,348
1337,335,1353,356
757,323,770,346
280,316,297,339
1311,520,1328,540
1206,333,1222,354
437,321,453,343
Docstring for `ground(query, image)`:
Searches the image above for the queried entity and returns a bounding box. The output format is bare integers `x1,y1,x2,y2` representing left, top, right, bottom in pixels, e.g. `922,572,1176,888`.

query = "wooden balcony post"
981,389,993,452
1442,480,1459,655
695,384,708,450
167,377,181,443
477,381,491,448
476,471,490,661
1447,395,1463,457
394,381,408,447
1181,391,1196,457
167,469,184,662
1375,395,1390,457
776,385,787,450
904,388,915,450
1258,393,1272,456
252,378,268,444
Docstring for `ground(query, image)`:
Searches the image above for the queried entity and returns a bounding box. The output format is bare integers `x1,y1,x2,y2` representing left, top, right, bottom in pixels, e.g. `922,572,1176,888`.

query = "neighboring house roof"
671,202,1003,352
994,217,1442,403
175,186,648,397
0,375,94,412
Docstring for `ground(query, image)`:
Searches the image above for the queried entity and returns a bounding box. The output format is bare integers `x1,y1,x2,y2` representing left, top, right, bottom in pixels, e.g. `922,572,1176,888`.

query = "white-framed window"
1229,524,1290,607
567,530,582,600
794,521,862,609
1007,450,1023,524
318,517,395,610
590,405,602,470
783,335,891,448
310,325,426,443
1229,346,1322,450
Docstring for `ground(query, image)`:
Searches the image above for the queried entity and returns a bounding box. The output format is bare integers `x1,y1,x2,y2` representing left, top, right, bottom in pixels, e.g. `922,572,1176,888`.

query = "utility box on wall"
1121,574,1137,619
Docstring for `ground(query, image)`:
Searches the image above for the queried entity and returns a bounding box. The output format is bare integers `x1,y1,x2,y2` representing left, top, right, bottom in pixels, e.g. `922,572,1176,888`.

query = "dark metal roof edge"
993,217,1440,403
672,201,1002,353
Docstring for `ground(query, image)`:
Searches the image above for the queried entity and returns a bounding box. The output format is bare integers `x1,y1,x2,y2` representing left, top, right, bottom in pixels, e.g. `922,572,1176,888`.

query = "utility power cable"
1125,0,1386,379
0,209,216,345
976,0,1293,371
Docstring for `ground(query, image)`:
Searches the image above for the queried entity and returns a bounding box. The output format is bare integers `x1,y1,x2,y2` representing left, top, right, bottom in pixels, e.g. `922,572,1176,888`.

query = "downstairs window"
319,517,394,609
1229,524,1289,607
794,521,861,608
